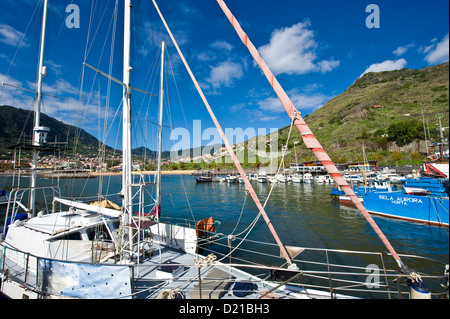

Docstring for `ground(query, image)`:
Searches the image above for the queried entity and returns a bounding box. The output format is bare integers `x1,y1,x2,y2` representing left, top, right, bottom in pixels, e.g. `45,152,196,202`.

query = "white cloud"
316,59,340,73
249,109,280,122
360,58,407,77
424,34,449,65
206,61,243,89
1,73,114,130
210,40,234,52
393,44,414,56
258,89,331,113
0,24,27,47
258,21,340,75
193,40,234,63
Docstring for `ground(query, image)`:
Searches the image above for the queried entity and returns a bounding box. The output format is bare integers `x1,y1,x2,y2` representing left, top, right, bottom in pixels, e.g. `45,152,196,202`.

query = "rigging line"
261,114,296,213
47,0,75,58
137,44,159,146
131,46,162,154
74,1,107,157
152,0,295,268
157,45,196,222
216,211,263,264
104,0,119,154
0,10,33,115
163,49,175,136
166,46,191,134
228,191,248,235
221,117,299,257
74,9,118,160
85,0,113,59
226,115,298,251
1,0,41,82
216,0,408,274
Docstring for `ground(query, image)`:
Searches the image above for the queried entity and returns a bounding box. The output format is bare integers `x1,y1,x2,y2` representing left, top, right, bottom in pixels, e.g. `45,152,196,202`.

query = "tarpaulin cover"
37,259,132,299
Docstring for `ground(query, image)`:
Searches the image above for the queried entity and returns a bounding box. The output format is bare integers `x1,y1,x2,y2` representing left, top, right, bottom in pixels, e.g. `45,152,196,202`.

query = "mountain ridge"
274,62,449,165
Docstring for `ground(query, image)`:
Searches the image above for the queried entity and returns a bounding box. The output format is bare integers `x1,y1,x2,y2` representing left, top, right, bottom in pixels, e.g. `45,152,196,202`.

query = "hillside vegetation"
1,63,448,169
0,104,115,157
276,62,449,166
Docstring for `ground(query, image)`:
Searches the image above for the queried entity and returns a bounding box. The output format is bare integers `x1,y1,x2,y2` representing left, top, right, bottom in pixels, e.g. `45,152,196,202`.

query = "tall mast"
215,0,408,273
155,41,165,220
123,0,133,252
152,0,295,268
30,0,49,216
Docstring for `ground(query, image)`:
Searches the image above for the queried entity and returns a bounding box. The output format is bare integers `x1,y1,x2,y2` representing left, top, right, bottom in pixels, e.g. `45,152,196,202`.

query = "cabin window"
50,231,82,241
65,232,82,240
86,224,112,241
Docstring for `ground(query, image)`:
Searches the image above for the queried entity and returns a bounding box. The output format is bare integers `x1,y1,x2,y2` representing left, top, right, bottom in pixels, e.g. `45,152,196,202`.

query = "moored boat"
257,173,268,183
291,173,302,183
195,173,214,182
303,173,314,184
332,177,449,227
1,0,447,301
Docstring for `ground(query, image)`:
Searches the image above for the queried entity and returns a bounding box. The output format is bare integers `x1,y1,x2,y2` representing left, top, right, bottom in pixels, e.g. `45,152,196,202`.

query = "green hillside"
277,62,449,165
0,104,115,157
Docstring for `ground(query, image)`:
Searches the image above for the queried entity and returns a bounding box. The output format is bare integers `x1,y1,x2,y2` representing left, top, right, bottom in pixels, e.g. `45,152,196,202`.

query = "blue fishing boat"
333,177,449,227
331,180,395,206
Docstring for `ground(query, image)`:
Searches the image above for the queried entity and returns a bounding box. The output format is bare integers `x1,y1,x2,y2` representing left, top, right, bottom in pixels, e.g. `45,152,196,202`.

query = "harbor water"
1,173,448,298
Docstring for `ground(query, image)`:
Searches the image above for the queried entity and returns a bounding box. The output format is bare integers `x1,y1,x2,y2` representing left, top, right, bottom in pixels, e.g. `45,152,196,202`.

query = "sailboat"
1,0,447,300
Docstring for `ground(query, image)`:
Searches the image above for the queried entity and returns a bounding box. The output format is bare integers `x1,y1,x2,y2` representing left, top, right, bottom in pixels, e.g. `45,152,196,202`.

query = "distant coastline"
0,170,196,177
89,170,196,176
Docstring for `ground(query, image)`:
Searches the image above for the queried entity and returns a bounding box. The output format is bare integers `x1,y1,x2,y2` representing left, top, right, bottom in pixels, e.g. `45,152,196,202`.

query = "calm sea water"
1,173,448,296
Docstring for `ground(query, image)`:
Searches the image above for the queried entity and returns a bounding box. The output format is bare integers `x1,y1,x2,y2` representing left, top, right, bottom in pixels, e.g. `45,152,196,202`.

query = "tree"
390,151,403,162
387,120,423,147
411,151,423,164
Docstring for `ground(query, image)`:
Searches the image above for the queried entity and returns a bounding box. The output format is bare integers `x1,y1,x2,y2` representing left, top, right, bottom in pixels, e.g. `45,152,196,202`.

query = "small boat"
276,174,287,183
291,174,302,183
225,175,237,183
386,173,404,184
403,187,429,195
257,173,268,183
323,175,334,184
303,173,314,184
315,175,332,183
194,173,213,182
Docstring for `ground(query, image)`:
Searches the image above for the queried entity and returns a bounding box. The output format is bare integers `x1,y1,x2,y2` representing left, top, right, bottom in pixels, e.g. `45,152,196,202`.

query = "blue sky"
0,0,448,153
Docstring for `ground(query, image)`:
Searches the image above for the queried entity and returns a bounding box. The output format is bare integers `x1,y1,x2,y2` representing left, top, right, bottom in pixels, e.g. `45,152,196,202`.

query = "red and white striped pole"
216,0,407,272
152,0,295,268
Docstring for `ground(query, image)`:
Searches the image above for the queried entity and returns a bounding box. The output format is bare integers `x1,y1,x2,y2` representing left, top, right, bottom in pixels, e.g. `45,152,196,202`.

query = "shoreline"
89,170,196,176
0,170,196,177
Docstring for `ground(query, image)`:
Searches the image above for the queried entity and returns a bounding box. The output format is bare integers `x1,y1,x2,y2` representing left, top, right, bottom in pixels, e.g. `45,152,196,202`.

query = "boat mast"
155,41,165,220
122,0,133,253
30,0,49,217
215,0,408,273
152,0,295,268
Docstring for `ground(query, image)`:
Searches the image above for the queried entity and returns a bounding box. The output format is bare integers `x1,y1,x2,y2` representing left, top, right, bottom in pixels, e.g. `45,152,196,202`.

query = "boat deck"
1,240,329,299
130,243,284,299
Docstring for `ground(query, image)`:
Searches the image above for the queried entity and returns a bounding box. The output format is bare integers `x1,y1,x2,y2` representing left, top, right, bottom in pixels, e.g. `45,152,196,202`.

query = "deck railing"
1,240,448,299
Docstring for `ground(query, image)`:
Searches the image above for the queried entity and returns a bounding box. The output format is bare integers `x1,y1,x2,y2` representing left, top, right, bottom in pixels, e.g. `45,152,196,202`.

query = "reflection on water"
1,174,448,288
